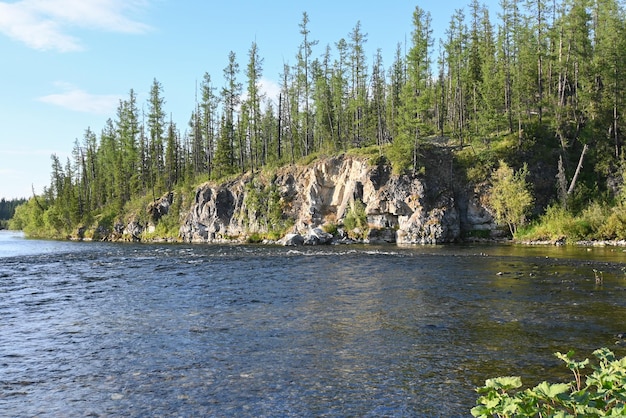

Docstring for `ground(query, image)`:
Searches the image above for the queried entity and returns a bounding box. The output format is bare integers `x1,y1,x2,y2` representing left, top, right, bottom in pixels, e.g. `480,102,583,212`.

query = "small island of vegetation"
9,0,626,244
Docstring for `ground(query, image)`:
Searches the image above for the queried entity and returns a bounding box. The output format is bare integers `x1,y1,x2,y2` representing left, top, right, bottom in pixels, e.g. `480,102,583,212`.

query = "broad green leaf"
500,396,520,414
470,405,489,417
532,381,571,399
484,376,523,391
593,347,616,363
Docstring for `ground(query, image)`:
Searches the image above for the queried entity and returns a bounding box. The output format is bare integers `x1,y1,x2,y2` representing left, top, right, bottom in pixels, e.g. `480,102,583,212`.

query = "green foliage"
387,135,416,174
488,161,534,236
599,205,626,240
243,176,292,239
0,198,27,221
517,205,586,242
9,197,67,239
149,213,180,240
298,152,321,166
343,199,368,239
346,145,382,160
518,202,626,242
472,348,626,417
322,222,338,236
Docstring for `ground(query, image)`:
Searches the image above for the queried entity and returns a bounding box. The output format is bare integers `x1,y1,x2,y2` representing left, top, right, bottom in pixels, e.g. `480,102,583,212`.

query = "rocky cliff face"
178,153,496,245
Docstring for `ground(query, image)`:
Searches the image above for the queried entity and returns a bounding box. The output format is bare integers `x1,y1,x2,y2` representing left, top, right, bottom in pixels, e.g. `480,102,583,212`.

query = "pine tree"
524,0,551,124
444,8,469,143
348,20,368,147
387,43,405,142
245,41,264,171
477,5,501,137
164,118,179,190
147,78,167,199
98,119,119,208
332,38,349,151
311,54,333,151
200,72,219,178
297,12,318,156
371,48,388,148
592,0,626,157
114,90,140,203
218,51,242,176
393,6,433,173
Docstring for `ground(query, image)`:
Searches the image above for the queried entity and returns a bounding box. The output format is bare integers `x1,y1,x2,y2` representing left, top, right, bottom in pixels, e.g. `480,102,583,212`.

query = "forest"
0,198,26,229
10,0,626,241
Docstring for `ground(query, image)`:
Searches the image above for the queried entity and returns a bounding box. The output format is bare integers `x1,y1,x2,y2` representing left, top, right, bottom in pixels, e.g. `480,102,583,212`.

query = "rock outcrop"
179,153,497,245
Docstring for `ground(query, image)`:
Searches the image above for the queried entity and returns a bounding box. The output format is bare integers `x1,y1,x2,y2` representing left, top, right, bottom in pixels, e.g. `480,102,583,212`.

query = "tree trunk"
567,143,589,195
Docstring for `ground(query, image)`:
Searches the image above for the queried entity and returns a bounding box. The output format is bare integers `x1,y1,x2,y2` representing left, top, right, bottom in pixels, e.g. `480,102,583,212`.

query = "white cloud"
38,83,121,114
259,77,281,105
0,0,151,52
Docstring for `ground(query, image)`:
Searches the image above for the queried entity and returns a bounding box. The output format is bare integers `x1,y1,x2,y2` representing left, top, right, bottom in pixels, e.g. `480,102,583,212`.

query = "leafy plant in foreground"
472,348,626,417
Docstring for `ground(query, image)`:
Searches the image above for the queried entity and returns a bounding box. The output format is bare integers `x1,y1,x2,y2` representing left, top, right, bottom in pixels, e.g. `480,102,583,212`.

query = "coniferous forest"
11,1,626,241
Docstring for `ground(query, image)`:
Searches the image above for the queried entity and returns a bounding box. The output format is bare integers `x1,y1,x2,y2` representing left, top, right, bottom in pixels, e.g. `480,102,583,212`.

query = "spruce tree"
245,41,264,171
200,72,219,178
394,6,433,173
147,78,167,199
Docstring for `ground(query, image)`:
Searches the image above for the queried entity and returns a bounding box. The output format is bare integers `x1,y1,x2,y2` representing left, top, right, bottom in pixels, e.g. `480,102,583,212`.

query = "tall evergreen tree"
164,118,179,189
115,89,140,203
592,0,626,157
147,78,167,199
444,8,469,143
200,72,219,178
216,51,241,176
394,6,433,172
387,43,405,142
332,38,350,151
348,21,368,146
297,12,318,156
371,48,388,147
245,41,264,171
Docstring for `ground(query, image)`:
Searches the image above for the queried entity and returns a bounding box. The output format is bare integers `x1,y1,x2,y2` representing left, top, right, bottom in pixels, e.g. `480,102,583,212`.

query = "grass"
515,202,626,243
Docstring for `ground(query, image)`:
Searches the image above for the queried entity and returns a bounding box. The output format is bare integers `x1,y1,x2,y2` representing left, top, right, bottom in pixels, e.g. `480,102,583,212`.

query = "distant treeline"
0,198,26,229
0,198,26,220
13,0,626,238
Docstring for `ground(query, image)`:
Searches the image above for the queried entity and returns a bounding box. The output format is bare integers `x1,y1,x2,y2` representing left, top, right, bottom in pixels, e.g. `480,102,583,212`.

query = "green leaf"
470,405,489,417
532,381,571,399
593,347,616,363
484,376,523,391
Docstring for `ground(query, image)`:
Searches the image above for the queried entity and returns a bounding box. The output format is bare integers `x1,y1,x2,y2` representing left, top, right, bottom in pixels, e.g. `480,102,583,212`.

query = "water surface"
1,230,625,416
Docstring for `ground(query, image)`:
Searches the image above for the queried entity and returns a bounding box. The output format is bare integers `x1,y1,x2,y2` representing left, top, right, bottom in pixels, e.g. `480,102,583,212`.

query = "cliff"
174,152,496,245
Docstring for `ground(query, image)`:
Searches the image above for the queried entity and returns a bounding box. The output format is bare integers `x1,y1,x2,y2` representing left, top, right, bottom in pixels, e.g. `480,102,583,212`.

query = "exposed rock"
179,154,496,245
366,227,397,244
147,192,173,223
303,227,334,245
279,233,305,246
124,221,144,241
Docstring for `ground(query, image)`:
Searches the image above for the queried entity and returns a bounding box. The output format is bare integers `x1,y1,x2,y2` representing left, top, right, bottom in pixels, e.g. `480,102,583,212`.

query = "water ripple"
1,234,625,416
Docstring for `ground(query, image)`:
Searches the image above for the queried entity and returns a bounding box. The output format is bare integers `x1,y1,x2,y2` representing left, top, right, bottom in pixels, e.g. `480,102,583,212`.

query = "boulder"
303,227,333,245
279,233,305,246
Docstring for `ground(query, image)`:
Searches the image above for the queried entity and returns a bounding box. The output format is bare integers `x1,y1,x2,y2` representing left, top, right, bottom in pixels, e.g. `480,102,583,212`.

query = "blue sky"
0,0,499,200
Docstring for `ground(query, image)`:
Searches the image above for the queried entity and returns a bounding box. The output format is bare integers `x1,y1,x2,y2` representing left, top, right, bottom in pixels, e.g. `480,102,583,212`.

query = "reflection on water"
0,232,625,416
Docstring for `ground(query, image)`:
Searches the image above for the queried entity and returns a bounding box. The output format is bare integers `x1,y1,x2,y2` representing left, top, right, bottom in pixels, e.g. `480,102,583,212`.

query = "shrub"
489,161,534,236
343,199,368,239
472,348,626,417
517,202,626,242
599,205,626,240
322,222,338,236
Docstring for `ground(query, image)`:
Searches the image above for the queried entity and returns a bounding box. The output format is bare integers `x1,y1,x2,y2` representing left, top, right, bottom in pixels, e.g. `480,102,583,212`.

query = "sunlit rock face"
180,154,496,245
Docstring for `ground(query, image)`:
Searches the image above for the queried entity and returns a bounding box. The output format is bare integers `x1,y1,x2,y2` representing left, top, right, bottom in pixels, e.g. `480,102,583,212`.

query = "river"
1,230,625,416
